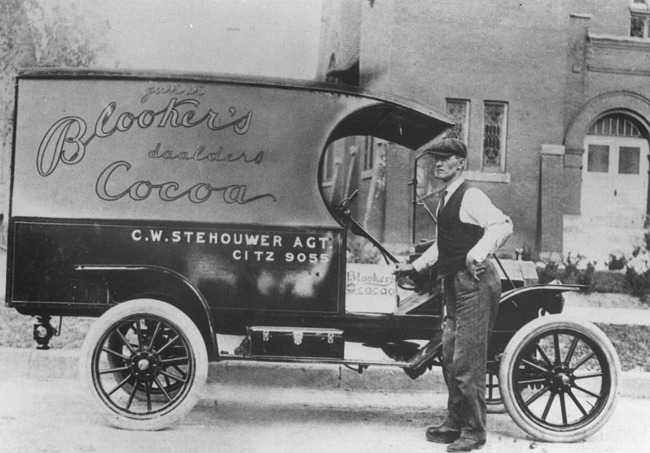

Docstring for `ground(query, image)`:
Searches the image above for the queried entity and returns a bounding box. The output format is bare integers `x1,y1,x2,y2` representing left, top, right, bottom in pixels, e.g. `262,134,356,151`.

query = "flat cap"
425,138,467,158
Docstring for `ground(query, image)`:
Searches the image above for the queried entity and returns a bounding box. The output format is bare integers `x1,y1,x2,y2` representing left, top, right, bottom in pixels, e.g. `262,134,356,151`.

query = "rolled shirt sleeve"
461,188,513,263
412,240,439,272
411,183,512,272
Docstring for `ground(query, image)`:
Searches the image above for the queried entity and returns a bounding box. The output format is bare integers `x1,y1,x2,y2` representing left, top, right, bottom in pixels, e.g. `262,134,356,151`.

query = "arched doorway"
581,114,649,227
565,112,650,263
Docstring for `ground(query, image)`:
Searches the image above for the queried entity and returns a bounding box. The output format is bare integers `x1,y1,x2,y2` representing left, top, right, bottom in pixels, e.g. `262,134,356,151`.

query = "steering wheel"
397,274,417,291
335,190,359,214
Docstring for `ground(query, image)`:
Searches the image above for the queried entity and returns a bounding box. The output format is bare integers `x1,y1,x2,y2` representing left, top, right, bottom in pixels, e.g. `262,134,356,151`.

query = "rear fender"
75,265,219,360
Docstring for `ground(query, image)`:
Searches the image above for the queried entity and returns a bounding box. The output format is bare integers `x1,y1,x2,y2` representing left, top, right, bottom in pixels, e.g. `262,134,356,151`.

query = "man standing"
395,138,512,452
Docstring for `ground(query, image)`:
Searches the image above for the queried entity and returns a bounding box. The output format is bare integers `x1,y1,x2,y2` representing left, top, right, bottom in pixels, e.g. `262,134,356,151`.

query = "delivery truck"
5,68,620,441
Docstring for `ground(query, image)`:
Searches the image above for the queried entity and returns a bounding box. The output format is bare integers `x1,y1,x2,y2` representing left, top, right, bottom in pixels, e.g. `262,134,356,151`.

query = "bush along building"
317,0,650,267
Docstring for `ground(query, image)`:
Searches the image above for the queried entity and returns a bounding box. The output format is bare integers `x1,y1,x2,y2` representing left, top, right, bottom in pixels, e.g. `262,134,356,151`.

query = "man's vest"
437,182,484,277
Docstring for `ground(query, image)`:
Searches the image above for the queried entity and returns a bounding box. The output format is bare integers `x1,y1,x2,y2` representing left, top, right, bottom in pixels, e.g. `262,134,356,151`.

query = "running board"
225,330,444,378
231,355,411,368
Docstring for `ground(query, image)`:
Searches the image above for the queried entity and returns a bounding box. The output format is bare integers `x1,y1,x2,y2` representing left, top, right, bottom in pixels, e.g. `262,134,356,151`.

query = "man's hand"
394,263,417,279
465,255,486,281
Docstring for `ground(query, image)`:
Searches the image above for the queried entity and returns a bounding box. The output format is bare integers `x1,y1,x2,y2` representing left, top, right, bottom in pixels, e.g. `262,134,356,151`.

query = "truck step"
247,326,345,359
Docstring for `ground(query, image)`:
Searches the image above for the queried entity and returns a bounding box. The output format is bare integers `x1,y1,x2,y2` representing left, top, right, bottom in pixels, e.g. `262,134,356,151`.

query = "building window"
482,102,508,171
630,1,650,37
323,144,335,181
630,14,649,37
322,140,345,182
589,114,643,137
363,136,374,172
445,99,470,144
619,146,641,174
587,144,610,173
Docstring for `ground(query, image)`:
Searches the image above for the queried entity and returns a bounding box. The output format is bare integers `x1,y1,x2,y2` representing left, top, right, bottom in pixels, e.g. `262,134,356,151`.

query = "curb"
0,347,446,393
1,347,649,399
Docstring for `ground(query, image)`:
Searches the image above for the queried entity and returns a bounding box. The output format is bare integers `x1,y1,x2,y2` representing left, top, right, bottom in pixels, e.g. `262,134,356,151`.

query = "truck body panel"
7,69,452,339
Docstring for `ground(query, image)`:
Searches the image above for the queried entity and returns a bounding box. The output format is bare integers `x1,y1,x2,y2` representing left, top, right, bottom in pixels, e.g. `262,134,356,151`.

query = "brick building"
317,0,650,265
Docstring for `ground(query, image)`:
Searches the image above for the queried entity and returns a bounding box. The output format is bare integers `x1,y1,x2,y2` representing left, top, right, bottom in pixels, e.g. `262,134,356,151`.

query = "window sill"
589,33,650,48
464,171,511,183
631,4,650,14
361,169,374,180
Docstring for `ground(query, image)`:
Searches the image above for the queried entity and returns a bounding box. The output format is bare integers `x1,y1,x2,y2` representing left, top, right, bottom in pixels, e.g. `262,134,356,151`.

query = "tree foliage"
0,0,109,166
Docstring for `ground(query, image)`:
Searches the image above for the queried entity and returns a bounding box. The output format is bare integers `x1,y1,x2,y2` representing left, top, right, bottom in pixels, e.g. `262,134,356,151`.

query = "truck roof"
18,68,453,151
12,68,452,227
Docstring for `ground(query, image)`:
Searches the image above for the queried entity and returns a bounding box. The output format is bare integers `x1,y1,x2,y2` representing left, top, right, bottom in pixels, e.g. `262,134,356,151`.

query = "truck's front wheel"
499,315,620,442
80,299,208,430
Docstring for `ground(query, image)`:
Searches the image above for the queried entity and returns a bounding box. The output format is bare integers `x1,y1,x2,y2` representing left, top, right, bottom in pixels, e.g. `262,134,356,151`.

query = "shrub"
607,253,627,271
624,246,650,298
626,266,650,298
575,261,596,286
536,253,595,288
592,271,629,293
346,236,383,264
625,250,650,298
537,260,560,284
516,244,533,262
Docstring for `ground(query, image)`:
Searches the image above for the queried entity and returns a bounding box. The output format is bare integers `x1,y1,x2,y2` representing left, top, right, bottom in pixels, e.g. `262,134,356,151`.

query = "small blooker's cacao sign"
345,263,397,313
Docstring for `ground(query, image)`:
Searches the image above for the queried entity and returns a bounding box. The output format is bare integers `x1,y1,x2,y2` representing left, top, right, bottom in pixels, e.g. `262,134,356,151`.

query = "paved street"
0,373,649,453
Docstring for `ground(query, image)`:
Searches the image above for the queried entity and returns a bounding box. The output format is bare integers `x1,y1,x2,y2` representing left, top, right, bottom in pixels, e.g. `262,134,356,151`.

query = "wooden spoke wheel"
80,300,208,430
499,315,620,442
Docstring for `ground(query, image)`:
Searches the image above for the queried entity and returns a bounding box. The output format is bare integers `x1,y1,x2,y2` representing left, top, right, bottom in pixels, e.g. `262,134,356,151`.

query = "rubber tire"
80,299,208,430
499,314,620,442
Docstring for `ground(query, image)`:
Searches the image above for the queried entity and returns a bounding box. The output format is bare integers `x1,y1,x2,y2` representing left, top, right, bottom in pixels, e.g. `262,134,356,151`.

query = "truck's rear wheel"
499,315,620,442
80,299,208,430
105,321,190,403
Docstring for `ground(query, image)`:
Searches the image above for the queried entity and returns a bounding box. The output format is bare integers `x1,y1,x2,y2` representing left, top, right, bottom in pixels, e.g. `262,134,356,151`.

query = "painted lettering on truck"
35,98,277,206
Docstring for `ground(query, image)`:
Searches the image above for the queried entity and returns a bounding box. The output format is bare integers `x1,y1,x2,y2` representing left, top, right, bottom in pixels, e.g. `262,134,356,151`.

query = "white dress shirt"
412,177,513,272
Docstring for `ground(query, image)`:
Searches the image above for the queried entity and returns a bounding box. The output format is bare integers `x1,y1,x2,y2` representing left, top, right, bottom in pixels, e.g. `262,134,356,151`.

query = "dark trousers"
441,260,500,441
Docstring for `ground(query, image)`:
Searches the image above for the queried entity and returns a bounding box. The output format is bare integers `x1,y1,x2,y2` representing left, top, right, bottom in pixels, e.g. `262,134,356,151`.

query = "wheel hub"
550,366,573,392
130,351,159,381
137,359,150,371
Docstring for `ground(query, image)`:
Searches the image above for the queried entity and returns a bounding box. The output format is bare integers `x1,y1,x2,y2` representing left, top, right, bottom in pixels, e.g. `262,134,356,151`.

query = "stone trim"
564,91,650,153
541,144,565,156
464,170,511,183
588,66,650,77
588,33,650,51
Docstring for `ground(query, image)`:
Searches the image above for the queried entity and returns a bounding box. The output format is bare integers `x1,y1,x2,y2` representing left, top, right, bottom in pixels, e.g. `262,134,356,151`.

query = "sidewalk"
563,291,650,325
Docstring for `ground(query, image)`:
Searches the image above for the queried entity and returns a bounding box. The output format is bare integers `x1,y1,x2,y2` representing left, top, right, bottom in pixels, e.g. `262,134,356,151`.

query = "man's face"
432,154,465,182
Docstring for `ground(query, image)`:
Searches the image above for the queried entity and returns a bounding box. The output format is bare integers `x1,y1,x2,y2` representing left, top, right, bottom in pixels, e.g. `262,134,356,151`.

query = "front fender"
488,283,588,365
494,283,589,332
501,283,587,311
494,283,588,334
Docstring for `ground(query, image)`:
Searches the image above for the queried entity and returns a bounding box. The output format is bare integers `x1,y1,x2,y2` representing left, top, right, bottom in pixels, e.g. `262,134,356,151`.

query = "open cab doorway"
317,134,449,366
320,135,444,316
